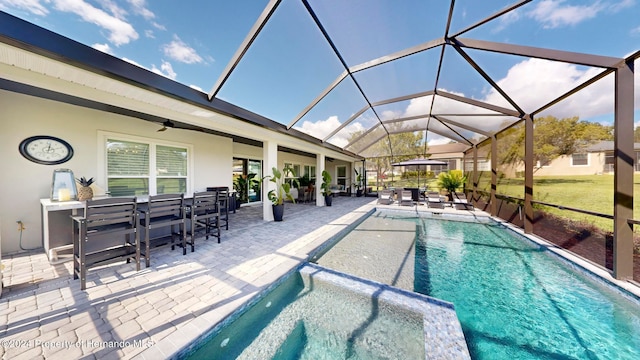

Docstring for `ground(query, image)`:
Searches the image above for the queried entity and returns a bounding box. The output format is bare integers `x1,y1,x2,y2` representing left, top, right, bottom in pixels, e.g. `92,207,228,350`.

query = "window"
104,134,191,196
571,153,588,166
284,163,300,183
336,165,347,187
304,165,316,181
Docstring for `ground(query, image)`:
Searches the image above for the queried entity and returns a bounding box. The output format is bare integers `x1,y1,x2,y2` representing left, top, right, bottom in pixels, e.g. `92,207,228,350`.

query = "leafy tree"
497,115,612,170
634,126,640,142
348,127,424,186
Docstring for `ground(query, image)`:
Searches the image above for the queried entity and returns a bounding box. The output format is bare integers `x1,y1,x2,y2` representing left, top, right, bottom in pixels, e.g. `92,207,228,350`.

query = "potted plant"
264,166,297,221
76,176,95,201
353,169,363,197
321,170,333,206
437,170,468,201
233,173,258,207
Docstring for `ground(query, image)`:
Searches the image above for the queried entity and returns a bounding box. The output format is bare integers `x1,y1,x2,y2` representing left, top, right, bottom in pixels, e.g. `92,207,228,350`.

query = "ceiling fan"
157,120,175,132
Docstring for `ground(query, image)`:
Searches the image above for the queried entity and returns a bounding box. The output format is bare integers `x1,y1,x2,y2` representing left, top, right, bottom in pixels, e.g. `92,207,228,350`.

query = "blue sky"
1,0,639,146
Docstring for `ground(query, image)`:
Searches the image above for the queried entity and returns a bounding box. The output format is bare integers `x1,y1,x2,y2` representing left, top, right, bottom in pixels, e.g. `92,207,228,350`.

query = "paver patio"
1,197,382,359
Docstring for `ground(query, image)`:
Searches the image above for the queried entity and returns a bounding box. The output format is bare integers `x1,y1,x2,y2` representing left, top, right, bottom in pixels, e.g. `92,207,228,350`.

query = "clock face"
19,136,74,165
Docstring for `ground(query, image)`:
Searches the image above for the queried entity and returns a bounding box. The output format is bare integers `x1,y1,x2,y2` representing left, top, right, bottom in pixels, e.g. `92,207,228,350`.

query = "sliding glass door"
233,158,262,204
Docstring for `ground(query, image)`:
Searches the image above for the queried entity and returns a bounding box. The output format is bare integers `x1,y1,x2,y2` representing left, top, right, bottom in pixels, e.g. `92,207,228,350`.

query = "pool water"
185,266,437,359
315,210,640,360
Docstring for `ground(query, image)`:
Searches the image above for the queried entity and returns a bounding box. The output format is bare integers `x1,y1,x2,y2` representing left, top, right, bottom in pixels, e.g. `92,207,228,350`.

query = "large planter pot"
324,195,332,207
356,189,363,197
272,204,284,221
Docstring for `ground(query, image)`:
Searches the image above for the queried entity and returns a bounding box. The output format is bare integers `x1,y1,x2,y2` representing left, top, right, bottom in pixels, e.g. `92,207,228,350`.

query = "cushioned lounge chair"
453,192,474,210
400,190,414,206
427,191,445,209
377,189,394,205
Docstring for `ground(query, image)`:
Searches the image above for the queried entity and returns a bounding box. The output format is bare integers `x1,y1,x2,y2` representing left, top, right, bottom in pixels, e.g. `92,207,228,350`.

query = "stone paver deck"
0,197,483,359
1,197,378,359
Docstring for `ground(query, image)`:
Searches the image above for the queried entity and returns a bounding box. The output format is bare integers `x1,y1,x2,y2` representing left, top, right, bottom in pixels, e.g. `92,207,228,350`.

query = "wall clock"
19,135,74,165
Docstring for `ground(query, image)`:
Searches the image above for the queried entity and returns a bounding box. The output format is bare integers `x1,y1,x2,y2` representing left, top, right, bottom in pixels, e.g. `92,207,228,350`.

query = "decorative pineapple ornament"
76,176,95,201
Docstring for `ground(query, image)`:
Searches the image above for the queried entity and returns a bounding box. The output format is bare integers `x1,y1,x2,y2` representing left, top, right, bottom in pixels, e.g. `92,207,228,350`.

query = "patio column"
316,153,325,206
613,59,634,280
472,146,478,207
263,140,278,221
524,114,534,234
490,135,497,217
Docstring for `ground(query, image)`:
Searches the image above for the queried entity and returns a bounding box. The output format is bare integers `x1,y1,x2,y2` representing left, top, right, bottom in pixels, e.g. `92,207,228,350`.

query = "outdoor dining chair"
139,193,186,267
188,191,221,252
72,197,140,290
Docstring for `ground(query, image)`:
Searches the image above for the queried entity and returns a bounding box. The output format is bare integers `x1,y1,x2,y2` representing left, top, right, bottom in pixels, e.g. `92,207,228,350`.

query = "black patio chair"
72,197,140,290
139,193,186,267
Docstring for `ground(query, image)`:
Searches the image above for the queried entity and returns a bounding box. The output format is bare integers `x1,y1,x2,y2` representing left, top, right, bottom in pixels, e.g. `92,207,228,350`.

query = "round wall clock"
19,135,74,165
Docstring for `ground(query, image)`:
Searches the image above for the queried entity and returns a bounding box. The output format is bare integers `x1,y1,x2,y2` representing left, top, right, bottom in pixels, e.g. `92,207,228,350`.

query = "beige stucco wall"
532,152,606,176
0,90,233,253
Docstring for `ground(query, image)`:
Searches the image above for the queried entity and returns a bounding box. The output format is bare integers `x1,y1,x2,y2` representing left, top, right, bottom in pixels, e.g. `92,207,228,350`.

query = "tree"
497,115,613,170
634,126,640,142
348,127,424,186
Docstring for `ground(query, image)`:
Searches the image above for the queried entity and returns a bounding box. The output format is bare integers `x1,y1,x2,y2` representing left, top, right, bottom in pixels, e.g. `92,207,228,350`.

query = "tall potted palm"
321,170,333,206
264,166,297,221
437,170,468,201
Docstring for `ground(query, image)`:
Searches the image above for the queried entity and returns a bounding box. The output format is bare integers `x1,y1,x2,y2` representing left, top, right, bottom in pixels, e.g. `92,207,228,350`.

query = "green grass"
384,174,640,234
496,175,618,232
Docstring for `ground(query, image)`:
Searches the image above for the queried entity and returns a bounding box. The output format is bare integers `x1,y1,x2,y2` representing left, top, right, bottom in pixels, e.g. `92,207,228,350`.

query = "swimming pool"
314,209,640,359
182,263,470,359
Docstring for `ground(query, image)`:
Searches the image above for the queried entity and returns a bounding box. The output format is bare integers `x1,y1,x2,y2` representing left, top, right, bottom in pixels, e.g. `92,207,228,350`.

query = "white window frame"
571,152,589,167
304,165,316,180
98,131,194,196
336,165,347,187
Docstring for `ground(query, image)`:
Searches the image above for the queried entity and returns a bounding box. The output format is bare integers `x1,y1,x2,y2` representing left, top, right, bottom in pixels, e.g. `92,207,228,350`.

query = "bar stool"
187,191,221,252
139,193,186,267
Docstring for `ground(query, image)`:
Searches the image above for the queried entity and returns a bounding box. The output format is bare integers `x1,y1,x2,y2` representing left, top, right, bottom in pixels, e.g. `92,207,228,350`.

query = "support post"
490,135,497,216
613,60,634,279
524,114,534,233
263,141,278,221
472,146,478,206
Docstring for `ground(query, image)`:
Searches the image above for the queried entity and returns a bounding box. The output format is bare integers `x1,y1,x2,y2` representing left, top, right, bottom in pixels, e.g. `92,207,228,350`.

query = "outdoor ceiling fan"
157,120,175,132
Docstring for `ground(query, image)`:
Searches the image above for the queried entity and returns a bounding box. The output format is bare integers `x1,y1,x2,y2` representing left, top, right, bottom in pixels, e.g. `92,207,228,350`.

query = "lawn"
384,174,640,234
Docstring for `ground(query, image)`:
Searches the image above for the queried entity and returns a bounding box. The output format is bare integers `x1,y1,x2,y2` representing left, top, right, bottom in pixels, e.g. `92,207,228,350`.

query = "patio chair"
400,190,414,206
377,189,394,205
72,197,140,290
187,191,221,252
139,193,186,267
207,186,230,230
453,191,474,211
427,191,445,209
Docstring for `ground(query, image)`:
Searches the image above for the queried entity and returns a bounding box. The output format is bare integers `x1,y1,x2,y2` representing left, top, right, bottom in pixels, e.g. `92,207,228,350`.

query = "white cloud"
92,43,112,54
494,8,521,33
0,0,48,16
100,0,127,20
127,0,154,20
495,0,634,32
162,35,203,64
52,0,138,46
151,60,177,80
527,0,603,28
296,115,365,147
189,84,204,92
122,57,142,67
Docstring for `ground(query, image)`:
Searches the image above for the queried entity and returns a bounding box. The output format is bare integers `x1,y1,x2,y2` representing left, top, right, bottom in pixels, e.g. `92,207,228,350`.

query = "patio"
1,196,380,359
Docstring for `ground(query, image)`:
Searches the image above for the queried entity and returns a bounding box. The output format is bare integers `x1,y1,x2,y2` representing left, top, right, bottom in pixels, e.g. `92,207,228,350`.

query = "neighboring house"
505,141,640,177
425,143,470,174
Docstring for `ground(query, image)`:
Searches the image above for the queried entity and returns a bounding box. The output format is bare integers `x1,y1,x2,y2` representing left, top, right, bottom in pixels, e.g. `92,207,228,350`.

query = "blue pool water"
183,264,469,359
315,210,640,360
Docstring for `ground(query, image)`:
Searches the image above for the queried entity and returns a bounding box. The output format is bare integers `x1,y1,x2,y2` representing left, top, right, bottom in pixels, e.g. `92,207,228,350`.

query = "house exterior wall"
0,90,233,254
531,152,606,176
